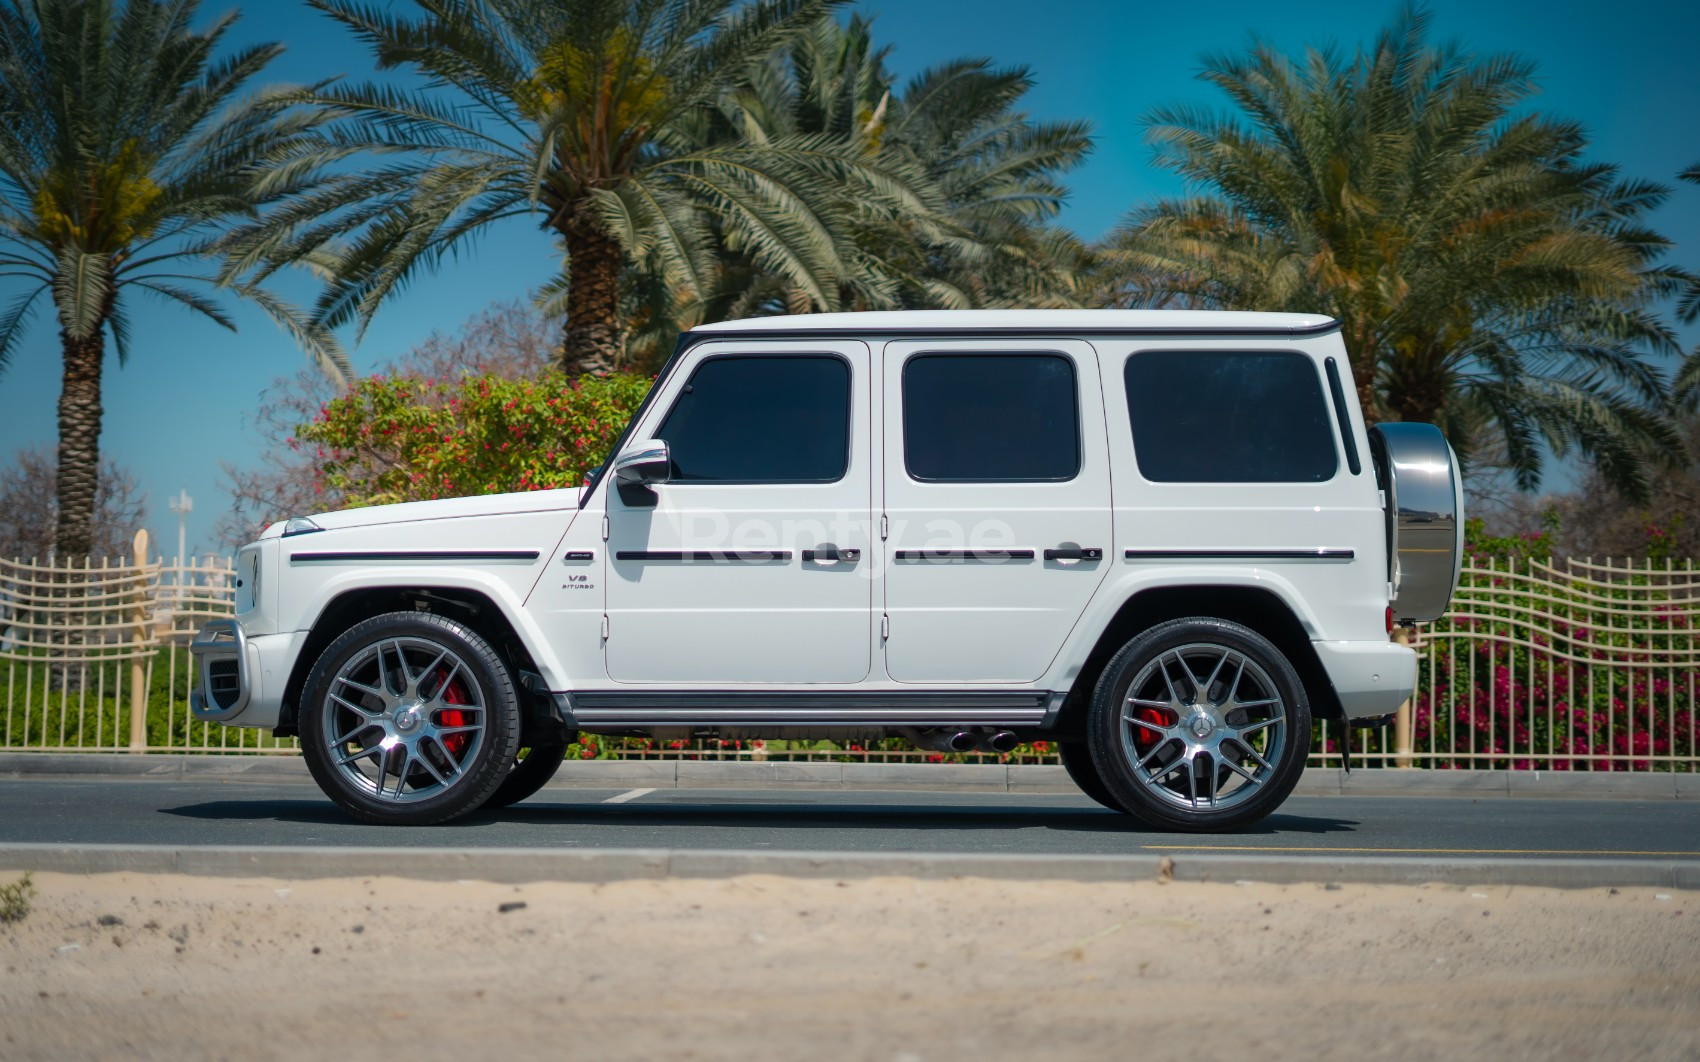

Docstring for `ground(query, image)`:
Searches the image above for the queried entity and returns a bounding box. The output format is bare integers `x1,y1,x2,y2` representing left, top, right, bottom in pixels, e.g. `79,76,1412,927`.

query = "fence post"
1393,625,1414,767
128,529,150,752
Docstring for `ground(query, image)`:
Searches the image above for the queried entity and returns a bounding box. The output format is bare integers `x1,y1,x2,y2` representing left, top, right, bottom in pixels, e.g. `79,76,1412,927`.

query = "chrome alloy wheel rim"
321,637,486,803
1118,643,1287,812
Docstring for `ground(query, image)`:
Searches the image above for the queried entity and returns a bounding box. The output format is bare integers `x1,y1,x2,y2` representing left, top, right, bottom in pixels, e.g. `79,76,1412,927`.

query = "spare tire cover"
1370,423,1464,623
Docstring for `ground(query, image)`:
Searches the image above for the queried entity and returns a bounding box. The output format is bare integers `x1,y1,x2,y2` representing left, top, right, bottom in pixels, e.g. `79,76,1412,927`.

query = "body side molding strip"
1123,548,1355,561
289,550,541,563
893,549,1036,561
614,550,793,563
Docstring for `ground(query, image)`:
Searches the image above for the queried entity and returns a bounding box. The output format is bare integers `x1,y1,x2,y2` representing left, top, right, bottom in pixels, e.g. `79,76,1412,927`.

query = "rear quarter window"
1124,351,1337,482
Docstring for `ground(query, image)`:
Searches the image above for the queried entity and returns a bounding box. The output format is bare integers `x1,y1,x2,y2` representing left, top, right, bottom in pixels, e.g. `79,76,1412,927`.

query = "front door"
604,341,873,684
880,339,1112,683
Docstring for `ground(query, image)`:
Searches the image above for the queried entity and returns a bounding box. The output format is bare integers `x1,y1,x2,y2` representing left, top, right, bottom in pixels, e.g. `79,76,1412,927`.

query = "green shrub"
295,371,652,507
0,872,35,924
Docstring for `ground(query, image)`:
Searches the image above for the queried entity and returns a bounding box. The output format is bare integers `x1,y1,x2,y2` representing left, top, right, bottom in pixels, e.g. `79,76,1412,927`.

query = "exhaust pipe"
982,730,1019,754
939,731,978,753
904,729,979,754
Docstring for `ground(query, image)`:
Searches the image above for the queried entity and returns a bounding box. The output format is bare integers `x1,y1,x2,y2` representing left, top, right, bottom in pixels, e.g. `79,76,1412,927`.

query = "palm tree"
254,0,939,375
1097,6,1685,496
0,0,349,557
720,14,1092,315
1678,162,1700,398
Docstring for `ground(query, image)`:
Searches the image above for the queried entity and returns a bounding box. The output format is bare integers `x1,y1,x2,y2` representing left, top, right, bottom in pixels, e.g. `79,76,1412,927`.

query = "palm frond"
0,282,47,377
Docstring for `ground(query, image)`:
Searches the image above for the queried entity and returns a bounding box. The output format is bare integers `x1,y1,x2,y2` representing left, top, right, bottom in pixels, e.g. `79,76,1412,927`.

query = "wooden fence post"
128,529,150,752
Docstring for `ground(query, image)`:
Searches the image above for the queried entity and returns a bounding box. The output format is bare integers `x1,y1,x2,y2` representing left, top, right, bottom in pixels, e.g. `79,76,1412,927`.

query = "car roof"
689,309,1337,335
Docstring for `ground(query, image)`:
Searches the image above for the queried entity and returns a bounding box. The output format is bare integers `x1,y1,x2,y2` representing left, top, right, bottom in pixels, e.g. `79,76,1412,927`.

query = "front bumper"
190,621,298,728
1312,638,1417,720
189,620,250,720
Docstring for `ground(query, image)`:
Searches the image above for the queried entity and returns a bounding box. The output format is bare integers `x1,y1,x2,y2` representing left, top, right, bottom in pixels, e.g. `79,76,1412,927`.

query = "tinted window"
903,354,1080,482
658,355,850,482
1124,351,1337,482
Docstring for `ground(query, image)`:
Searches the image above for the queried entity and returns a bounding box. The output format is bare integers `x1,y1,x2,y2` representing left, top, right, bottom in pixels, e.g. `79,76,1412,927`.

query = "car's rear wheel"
299,612,521,825
1088,618,1309,832
482,739,570,810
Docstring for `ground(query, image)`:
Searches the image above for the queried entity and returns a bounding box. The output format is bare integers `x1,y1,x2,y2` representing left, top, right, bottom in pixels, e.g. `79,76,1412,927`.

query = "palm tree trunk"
1346,318,1381,423
560,208,624,377
1356,372,1380,425
54,327,105,559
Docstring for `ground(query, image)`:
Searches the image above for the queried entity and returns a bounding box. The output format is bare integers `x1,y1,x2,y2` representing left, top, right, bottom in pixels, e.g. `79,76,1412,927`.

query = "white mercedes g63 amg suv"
192,309,1462,830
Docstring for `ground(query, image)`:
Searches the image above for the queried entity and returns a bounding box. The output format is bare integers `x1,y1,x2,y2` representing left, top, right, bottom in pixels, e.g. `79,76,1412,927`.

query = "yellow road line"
1140,845,1700,857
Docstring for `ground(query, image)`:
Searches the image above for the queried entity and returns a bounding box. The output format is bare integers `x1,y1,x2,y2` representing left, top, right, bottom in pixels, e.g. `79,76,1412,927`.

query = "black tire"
481,739,570,810
299,611,523,826
1058,742,1128,813
1087,617,1309,832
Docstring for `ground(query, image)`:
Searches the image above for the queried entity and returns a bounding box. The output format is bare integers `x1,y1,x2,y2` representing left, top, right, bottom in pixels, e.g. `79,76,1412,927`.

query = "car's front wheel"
1058,742,1126,813
482,739,570,810
299,612,522,825
1087,618,1309,832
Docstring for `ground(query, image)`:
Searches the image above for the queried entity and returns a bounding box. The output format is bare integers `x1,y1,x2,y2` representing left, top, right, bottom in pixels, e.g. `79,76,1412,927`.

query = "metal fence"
1,531,294,754
1336,555,1698,772
3,541,1694,770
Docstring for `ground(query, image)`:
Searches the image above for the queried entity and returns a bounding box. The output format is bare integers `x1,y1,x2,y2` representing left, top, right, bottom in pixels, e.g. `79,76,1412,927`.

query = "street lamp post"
167,488,192,566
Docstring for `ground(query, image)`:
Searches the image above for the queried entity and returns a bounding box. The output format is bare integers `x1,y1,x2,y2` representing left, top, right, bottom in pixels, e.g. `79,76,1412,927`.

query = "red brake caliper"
1133,707,1168,754
437,673,472,761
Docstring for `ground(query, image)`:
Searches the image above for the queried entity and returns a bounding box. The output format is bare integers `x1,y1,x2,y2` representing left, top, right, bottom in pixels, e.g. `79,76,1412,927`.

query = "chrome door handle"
803,546,861,564
1044,546,1103,561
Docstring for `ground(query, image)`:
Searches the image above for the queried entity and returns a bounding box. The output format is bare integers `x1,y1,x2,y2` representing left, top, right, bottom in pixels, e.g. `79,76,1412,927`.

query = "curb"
0,842,1693,889
0,753,1690,799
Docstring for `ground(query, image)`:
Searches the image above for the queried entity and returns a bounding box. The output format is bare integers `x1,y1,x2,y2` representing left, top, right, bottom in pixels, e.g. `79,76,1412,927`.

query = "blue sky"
1,0,1697,556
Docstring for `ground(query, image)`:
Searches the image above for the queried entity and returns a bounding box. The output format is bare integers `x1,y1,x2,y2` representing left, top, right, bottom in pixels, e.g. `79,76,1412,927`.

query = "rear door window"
902,353,1080,482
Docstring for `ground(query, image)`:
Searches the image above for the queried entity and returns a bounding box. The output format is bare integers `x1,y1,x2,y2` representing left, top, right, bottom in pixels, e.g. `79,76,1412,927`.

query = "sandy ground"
0,870,1696,1061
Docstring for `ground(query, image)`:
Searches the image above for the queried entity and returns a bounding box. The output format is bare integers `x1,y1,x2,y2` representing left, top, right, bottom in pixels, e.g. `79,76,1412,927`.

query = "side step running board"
567,690,1058,728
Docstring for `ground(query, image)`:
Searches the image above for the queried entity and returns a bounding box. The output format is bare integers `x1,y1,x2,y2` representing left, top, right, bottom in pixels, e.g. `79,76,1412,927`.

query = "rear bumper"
189,621,298,729
1312,639,1416,720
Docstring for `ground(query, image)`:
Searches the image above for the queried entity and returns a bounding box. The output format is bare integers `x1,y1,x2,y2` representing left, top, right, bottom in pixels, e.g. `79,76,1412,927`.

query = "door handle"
803,546,861,564
1044,546,1103,561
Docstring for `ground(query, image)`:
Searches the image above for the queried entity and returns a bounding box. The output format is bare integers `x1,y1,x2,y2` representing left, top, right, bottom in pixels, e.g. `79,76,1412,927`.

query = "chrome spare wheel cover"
1118,642,1287,812
321,637,486,803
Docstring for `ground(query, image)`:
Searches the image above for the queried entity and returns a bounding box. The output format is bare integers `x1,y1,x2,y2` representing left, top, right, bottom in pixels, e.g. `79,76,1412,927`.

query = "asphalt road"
3,777,1697,860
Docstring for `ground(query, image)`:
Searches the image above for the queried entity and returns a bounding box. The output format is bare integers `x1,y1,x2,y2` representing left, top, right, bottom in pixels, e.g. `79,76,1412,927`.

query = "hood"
260,488,579,538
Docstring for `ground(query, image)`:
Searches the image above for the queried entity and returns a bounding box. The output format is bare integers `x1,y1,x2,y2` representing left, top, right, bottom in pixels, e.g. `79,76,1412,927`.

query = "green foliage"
681,14,1093,324
0,872,34,924
0,0,352,556
295,372,652,507
0,0,348,376
1464,513,1559,562
247,0,942,374
1644,514,1687,567
1098,4,1685,499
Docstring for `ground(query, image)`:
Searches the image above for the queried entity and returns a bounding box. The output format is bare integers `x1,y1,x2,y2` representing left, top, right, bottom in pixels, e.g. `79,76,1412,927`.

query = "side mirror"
613,440,670,486
612,440,669,507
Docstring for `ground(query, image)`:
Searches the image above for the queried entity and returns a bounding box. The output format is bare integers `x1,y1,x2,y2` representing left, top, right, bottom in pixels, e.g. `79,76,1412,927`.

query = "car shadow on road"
479,802,1360,837
159,797,1359,839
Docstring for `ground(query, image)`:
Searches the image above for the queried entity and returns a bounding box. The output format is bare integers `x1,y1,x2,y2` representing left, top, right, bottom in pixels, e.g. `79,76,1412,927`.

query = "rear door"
879,339,1112,683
